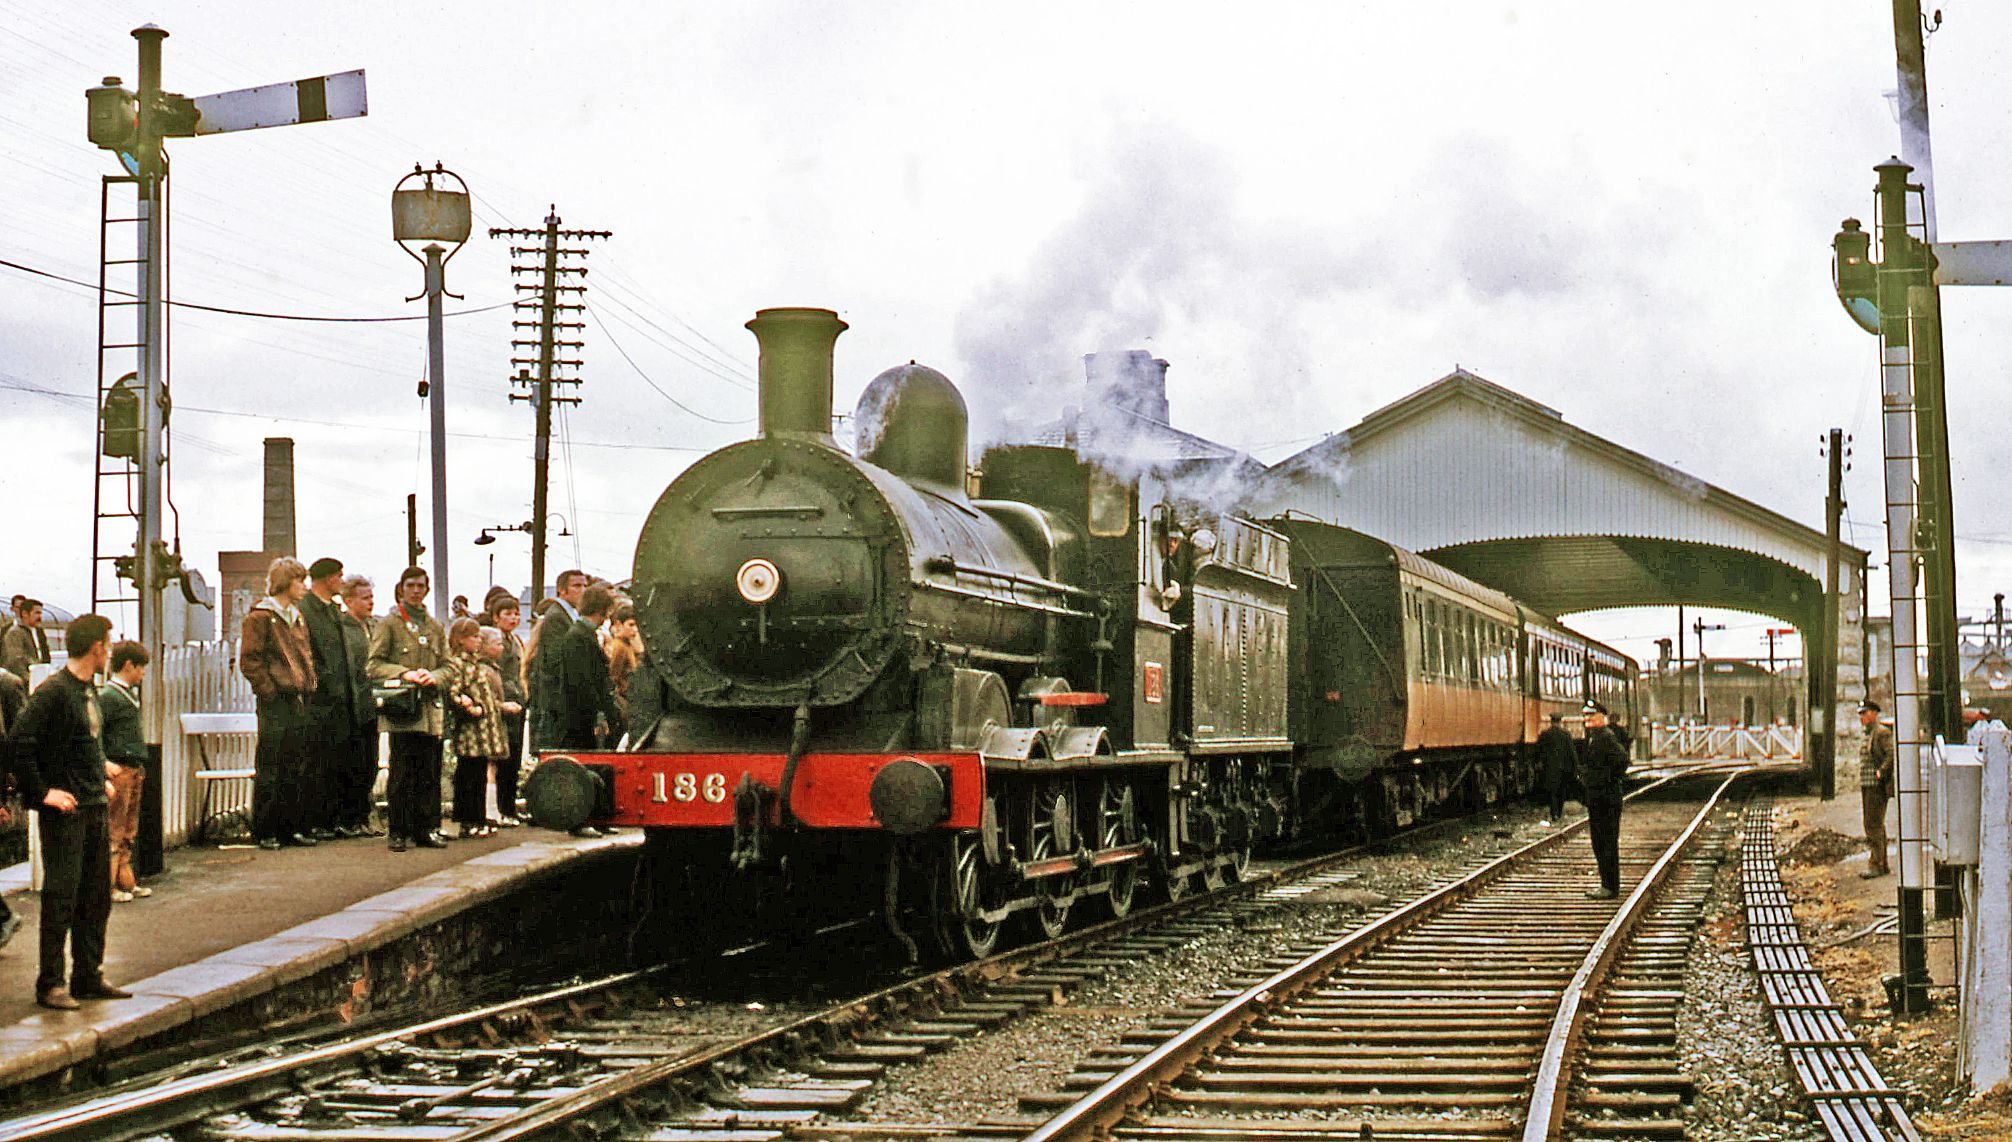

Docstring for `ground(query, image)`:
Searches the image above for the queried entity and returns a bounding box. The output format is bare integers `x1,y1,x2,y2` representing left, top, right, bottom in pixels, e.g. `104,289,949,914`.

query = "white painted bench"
180,712,257,844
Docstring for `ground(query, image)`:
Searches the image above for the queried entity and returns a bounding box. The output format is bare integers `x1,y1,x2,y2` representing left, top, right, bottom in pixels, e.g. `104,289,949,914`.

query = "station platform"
0,825,638,1092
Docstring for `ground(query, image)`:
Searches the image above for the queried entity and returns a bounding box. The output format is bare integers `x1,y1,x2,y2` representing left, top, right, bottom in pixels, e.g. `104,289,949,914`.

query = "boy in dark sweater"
5,614,131,1010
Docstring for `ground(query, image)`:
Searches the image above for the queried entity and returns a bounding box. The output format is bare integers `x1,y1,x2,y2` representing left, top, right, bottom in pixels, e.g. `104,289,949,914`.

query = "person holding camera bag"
367,567,449,853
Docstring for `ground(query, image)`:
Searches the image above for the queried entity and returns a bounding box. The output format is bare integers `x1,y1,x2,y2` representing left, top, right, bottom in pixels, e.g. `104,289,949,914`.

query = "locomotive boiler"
526,306,1638,962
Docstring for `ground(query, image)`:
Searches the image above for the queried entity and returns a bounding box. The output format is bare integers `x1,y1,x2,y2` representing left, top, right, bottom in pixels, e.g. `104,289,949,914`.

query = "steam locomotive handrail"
922,554,1106,604
915,577,1099,621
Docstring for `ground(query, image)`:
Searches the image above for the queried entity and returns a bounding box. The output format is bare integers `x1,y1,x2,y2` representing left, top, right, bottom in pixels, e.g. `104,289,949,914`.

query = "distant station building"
1642,657,1805,727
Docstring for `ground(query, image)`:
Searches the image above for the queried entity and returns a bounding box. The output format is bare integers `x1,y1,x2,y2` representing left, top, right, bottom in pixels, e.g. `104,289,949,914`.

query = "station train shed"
1251,368,1869,737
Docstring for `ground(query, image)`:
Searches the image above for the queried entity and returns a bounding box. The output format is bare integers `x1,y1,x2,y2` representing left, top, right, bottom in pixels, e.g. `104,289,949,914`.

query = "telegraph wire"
0,376,707,453
0,256,519,322
588,306,752,425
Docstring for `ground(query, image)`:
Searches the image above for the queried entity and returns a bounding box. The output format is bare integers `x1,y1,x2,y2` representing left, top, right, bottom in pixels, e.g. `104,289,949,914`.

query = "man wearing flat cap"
1578,700,1629,899
1857,700,1892,878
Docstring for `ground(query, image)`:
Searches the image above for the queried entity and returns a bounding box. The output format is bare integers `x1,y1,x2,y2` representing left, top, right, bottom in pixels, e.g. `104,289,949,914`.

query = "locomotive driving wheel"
936,833,1002,961
1028,785,1075,940
1098,779,1139,918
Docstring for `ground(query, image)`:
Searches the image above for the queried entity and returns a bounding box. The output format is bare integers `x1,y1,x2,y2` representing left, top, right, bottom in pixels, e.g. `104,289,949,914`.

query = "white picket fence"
1651,722,1802,760
159,641,256,846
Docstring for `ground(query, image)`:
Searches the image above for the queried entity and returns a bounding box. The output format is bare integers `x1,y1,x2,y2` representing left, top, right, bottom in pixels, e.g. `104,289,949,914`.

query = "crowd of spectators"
0,562,634,1009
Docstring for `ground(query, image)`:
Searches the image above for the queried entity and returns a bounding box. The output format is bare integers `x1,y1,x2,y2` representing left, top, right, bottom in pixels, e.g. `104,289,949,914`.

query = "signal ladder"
90,174,148,629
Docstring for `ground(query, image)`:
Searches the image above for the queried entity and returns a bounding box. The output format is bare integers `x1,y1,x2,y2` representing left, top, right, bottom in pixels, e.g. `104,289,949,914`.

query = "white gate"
159,641,254,846
1651,723,1802,760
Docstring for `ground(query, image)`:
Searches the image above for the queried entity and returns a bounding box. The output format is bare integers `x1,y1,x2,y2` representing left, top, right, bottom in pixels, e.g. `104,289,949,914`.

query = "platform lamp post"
475,517,571,600
392,164,471,606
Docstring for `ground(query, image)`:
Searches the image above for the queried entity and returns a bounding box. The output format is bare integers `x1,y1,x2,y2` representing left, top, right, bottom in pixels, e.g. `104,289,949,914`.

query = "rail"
1015,774,1726,1142
1520,772,1739,1139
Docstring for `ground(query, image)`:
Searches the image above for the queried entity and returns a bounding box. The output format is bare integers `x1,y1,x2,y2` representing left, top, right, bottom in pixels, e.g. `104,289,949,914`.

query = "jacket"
0,622,48,685
366,603,448,737
240,598,317,702
4,668,108,808
98,678,147,768
0,667,25,738
1534,725,1576,778
548,618,619,749
1578,725,1630,803
445,652,510,759
338,611,375,733
497,630,526,707
1861,721,1895,794
300,592,363,726
528,602,575,712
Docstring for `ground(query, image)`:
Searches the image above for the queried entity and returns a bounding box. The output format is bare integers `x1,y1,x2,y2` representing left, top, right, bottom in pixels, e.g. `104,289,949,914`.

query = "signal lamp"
1833,218,1881,335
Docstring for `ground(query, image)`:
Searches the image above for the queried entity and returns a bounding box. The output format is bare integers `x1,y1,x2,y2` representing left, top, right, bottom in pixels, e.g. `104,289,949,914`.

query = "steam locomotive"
525,307,1637,960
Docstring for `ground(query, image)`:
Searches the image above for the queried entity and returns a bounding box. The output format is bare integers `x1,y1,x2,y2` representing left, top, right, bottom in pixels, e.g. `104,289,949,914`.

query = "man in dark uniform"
299,558,358,838
1578,700,1630,900
5,614,130,1009
1858,700,1894,878
1533,712,1577,824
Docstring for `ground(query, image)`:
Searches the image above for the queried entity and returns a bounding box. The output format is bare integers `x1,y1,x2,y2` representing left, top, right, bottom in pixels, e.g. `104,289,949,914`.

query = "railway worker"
240,558,320,851
444,619,509,839
482,594,528,826
1578,700,1629,900
1533,712,1576,824
338,575,382,836
6,613,132,1010
1858,700,1894,879
300,558,359,840
528,569,589,750
98,640,151,901
367,567,450,852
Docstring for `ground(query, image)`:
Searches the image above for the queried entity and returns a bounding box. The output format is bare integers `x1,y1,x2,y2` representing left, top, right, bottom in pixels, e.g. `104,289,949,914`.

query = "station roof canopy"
1255,369,1869,630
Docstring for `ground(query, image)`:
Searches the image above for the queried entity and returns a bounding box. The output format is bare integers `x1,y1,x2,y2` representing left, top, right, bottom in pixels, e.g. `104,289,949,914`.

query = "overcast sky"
5,2,2012,667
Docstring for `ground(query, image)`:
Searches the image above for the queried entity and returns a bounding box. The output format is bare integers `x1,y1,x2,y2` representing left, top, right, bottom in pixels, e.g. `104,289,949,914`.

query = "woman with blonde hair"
240,557,317,850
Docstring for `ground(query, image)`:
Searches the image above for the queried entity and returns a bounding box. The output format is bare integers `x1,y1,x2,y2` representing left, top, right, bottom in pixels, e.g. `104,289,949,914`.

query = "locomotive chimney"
1083,349,1172,425
748,307,848,444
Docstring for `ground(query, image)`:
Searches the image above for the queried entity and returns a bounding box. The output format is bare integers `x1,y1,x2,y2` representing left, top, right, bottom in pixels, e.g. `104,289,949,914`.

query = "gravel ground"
845,802,1570,1127
1677,815,1826,1141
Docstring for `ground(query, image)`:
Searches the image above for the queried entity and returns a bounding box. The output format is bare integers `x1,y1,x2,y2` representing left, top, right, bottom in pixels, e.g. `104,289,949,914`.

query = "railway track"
0,801,1560,1142
939,774,1744,1142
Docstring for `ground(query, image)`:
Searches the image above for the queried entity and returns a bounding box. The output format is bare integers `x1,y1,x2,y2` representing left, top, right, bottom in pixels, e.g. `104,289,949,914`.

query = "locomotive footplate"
554,750,986,831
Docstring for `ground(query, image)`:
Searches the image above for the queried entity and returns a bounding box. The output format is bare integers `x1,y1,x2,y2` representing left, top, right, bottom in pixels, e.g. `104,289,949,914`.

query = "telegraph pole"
406,493,422,569
1693,620,1724,722
489,210,609,604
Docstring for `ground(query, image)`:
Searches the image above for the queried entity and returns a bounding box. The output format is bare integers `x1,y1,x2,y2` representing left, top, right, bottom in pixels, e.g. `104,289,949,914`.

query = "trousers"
1862,785,1891,874
386,732,442,841
37,803,111,995
107,765,144,892
342,727,380,829
1586,796,1623,893
252,696,310,841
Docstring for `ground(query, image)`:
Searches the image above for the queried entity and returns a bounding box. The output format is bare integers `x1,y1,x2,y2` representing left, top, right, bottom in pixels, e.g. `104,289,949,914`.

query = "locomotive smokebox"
749,307,848,444
855,363,969,497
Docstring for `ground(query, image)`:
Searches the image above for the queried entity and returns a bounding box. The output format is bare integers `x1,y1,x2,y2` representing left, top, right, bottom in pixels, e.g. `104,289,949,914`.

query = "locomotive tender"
526,307,1638,959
